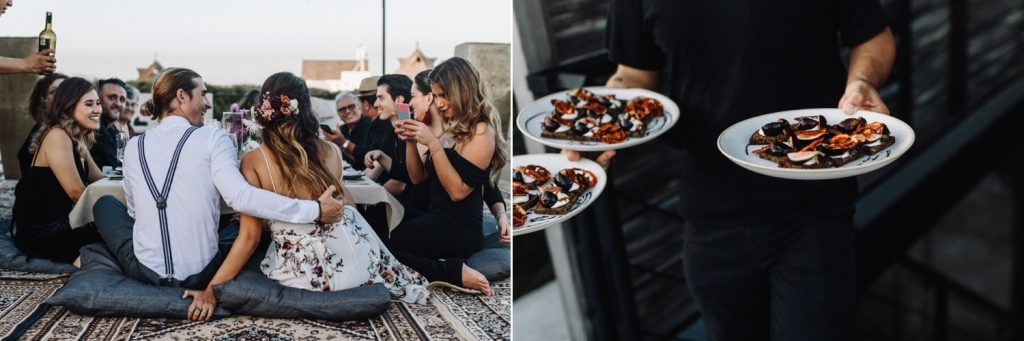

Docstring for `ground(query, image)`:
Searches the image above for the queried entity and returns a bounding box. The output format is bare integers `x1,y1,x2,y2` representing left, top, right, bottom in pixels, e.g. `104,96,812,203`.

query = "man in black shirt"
322,76,391,183
322,91,372,166
365,74,414,195
90,78,127,170
567,0,895,339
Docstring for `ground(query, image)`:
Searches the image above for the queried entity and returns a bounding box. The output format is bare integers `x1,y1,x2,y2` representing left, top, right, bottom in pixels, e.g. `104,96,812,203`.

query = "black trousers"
12,219,103,264
387,216,482,287
683,215,856,341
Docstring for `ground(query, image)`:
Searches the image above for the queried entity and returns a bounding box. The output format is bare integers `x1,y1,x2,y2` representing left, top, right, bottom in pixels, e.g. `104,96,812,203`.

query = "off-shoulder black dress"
387,148,489,286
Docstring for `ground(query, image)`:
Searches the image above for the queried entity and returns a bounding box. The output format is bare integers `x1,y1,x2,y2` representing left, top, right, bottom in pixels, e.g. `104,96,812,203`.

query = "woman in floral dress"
238,72,428,304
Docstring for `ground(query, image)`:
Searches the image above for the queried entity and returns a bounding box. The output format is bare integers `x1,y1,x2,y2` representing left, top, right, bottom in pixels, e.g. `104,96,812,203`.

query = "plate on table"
718,108,915,180
516,86,679,151
342,170,364,180
512,153,607,236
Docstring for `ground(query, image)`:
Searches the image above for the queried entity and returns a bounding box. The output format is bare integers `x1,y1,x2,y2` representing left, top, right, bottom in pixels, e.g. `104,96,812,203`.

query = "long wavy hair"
428,57,508,182
258,72,345,201
29,77,97,158
28,72,68,122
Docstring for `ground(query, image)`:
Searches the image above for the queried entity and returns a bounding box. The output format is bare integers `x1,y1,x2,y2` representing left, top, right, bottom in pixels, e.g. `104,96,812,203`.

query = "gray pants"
92,195,238,289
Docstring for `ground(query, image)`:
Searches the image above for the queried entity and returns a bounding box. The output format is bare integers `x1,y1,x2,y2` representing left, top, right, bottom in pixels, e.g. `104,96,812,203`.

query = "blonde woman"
393,57,509,296
11,77,105,266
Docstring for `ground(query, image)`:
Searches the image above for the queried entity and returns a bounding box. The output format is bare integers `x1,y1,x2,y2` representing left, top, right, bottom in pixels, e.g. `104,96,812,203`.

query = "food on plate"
539,88,663,144
513,204,528,228
749,115,895,169
513,164,551,189
532,186,576,215
512,163,600,228
513,181,538,209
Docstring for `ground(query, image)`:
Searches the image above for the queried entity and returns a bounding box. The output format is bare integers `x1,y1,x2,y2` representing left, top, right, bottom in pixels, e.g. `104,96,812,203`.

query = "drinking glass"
116,132,130,168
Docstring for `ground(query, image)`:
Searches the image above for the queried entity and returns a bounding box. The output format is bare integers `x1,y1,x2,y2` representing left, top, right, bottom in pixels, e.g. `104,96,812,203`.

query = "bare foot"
462,264,493,296
73,257,81,268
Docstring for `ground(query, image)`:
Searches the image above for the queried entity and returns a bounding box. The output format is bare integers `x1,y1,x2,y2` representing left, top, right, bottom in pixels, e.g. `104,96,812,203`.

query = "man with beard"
89,78,127,170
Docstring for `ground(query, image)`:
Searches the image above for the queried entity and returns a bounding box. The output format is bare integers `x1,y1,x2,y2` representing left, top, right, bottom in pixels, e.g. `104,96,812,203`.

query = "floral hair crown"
251,91,299,126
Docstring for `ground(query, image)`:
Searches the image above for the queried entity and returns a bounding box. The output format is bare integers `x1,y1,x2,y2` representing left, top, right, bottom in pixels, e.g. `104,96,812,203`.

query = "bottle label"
38,38,49,49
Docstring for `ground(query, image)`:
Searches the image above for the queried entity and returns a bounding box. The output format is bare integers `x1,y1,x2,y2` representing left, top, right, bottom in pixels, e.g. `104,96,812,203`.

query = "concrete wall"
0,37,40,180
454,43,511,134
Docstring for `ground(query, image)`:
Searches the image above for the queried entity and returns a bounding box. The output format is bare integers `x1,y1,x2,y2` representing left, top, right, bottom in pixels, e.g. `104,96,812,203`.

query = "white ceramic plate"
512,154,607,236
718,108,915,180
516,87,680,151
342,170,364,180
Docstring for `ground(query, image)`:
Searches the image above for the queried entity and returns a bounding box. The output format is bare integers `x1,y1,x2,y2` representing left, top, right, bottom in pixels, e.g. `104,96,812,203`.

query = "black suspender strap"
137,126,198,282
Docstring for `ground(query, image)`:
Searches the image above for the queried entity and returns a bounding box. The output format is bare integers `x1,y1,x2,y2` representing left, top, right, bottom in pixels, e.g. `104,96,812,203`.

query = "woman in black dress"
12,77,106,266
17,72,67,175
399,69,511,237
391,57,509,295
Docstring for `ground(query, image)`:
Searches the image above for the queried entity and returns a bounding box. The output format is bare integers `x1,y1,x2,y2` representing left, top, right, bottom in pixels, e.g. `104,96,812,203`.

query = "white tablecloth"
70,177,404,230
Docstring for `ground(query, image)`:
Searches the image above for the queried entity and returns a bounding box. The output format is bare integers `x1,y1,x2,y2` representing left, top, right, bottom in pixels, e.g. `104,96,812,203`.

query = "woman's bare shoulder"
474,121,492,135
239,146,268,173
40,127,72,148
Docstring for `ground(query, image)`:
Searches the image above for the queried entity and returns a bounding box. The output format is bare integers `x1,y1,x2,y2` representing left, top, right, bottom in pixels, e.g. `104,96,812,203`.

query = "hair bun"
140,99,159,119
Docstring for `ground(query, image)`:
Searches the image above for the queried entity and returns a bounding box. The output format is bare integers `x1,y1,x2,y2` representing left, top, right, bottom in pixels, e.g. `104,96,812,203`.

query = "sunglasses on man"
337,104,357,113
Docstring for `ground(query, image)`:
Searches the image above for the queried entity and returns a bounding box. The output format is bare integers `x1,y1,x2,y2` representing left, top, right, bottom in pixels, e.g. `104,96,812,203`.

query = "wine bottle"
38,12,56,75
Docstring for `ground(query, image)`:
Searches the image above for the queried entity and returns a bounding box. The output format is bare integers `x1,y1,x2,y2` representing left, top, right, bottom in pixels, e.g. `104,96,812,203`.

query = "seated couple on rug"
91,69,428,322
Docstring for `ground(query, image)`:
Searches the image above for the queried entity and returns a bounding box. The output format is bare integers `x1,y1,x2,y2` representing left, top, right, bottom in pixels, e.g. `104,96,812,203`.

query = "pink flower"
281,107,292,115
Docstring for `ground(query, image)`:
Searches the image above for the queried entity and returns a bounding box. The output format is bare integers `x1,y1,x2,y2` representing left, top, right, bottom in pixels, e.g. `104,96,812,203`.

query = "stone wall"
454,43,511,134
0,38,40,180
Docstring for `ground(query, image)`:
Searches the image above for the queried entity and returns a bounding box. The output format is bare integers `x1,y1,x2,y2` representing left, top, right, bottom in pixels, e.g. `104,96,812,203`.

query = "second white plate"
512,153,607,236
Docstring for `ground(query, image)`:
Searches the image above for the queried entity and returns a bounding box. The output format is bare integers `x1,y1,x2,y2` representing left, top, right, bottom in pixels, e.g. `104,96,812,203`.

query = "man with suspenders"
92,68,346,321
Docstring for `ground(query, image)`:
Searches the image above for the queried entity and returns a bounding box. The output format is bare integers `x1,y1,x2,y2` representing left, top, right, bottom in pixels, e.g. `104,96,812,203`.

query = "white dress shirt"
123,116,319,280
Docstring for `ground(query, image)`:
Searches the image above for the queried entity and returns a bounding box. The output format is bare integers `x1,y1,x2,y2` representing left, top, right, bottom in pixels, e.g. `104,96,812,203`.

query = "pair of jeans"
92,195,238,290
682,215,856,341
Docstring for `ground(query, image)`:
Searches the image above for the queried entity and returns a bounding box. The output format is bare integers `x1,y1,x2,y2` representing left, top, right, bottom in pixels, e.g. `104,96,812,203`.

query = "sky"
0,0,511,85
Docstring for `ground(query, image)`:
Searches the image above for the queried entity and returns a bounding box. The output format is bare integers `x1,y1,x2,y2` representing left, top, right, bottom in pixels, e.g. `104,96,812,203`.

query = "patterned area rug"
3,278,510,340
0,276,66,339
431,281,512,340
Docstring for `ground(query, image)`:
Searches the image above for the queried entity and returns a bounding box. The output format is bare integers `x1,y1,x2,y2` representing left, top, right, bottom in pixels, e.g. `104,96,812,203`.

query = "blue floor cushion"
466,231,510,282
0,219,78,274
46,244,231,318
48,241,392,321
213,270,391,321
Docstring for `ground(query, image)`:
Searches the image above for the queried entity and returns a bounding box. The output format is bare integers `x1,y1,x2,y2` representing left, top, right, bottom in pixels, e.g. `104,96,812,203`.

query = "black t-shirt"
606,0,888,227
340,116,372,166
352,118,396,184
90,115,120,170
